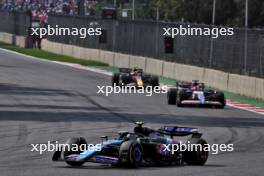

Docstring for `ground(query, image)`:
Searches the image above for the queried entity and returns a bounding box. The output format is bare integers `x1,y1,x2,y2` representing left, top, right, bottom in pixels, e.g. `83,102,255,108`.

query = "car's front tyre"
112,73,120,87
183,138,209,165
63,137,87,167
119,141,143,167
167,88,177,105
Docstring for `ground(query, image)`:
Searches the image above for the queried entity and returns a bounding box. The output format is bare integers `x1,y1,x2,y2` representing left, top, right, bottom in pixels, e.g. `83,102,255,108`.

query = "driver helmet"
191,80,199,90
131,67,139,75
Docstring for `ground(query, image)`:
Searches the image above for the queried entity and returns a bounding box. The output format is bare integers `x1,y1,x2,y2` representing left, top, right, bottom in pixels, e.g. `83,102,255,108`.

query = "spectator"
0,0,98,16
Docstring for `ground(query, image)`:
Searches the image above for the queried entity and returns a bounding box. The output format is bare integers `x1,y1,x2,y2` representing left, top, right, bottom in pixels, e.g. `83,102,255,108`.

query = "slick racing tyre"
183,138,208,165
63,137,87,167
112,73,120,86
119,141,143,167
176,92,184,107
216,92,226,109
150,76,159,88
167,88,177,105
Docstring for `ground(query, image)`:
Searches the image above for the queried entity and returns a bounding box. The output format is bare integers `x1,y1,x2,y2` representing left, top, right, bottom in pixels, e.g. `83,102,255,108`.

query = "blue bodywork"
76,139,123,161
164,126,197,133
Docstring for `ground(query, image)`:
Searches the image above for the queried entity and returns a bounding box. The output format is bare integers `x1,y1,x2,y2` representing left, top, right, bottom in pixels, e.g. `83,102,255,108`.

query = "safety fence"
0,11,263,78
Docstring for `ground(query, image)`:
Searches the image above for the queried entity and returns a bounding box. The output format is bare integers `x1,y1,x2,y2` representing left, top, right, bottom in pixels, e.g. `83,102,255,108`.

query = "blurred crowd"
0,0,98,16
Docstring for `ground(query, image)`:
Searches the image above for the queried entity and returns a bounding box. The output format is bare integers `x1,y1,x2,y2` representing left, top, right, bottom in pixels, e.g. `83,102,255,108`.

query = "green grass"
92,66,119,73
224,92,264,108
159,76,177,85
0,42,108,67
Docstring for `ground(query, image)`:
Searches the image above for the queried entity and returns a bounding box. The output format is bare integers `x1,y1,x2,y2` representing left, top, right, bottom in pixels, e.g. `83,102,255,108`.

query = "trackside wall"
0,33,263,100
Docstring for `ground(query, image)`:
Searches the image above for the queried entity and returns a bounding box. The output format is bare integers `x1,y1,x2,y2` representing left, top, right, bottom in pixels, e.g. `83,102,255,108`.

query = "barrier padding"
0,32,4,41
99,50,115,66
41,39,49,51
146,58,163,75
228,74,256,97
73,46,83,59
129,55,146,71
204,68,228,90
3,33,13,44
174,63,204,82
114,53,130,68
51,42,63,55
85,48,100,61
256,78,264,100
16,36,25,48
163,61,175,79
62,43,73,57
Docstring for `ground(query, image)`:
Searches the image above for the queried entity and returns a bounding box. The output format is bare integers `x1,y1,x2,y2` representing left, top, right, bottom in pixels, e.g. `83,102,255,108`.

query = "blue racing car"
52,122,208,167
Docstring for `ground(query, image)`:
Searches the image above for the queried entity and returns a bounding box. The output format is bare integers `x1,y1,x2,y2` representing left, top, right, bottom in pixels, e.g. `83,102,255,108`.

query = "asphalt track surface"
0,49,264,176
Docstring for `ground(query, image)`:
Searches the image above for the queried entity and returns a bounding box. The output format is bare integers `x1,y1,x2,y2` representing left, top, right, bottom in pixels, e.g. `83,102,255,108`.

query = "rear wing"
161,126,202,137
176,81,205,90
119,68,143,74
119,68,131,73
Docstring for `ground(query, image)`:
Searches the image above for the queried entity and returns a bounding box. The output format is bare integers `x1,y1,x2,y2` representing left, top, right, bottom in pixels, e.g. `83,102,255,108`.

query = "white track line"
0,47,112,75
227,101,264,116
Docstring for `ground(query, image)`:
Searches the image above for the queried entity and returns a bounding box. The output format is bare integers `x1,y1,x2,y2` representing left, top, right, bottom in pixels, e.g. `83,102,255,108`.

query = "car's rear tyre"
63,137,87,167
176,92,183,107
218,104,225,109
119,141,143,167
112,73,120,86
150,76,159,88
183,138,208,165
121,75,132,85
215,92,226,109
167,88,177,105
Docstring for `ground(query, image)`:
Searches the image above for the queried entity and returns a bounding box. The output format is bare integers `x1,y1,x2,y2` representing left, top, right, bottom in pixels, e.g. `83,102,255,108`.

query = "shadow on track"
0,110,264,128
54,163,226,170
0,83,264,128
